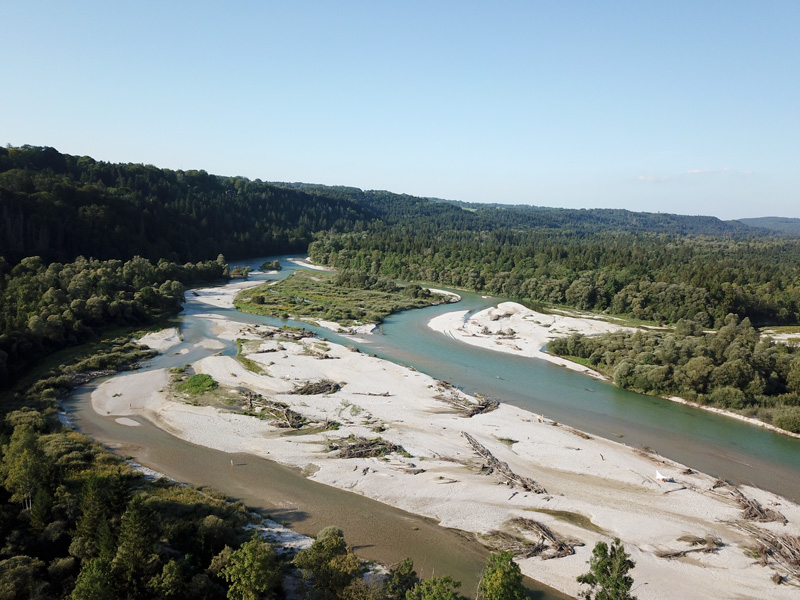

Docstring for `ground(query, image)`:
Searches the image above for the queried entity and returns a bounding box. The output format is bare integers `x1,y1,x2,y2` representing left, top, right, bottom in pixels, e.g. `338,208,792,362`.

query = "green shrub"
176,374,218,395
772,406,800,433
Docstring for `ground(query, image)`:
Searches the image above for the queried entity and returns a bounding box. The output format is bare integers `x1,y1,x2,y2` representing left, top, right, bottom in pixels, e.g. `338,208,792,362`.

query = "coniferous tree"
111,494,161,599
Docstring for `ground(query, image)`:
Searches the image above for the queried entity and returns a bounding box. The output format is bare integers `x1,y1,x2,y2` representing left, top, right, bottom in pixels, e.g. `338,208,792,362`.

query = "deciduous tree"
576,538,636,600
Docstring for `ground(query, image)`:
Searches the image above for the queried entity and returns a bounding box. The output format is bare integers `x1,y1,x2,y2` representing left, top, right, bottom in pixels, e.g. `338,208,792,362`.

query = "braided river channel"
68,256,800,597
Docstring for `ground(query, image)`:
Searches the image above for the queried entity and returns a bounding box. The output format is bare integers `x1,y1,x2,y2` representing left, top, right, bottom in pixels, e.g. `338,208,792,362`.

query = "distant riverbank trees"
0,145,372,266
5,145,800,330
548,315,800,433
0,254,230,385
309,227,800,327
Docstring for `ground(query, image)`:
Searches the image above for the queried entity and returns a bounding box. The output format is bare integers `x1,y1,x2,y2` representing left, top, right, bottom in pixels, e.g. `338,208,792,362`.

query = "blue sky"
2,1,798,219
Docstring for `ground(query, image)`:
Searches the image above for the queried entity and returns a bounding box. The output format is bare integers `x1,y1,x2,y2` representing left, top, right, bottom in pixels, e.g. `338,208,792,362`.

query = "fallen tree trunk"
508,517,582,559
462,432,547,494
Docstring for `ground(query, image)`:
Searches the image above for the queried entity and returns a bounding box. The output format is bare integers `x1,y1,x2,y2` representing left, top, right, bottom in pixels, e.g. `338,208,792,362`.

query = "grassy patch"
176,373,218,395
524,508,605,533
233,270,449,326
235,339,265,374
554,354,593,368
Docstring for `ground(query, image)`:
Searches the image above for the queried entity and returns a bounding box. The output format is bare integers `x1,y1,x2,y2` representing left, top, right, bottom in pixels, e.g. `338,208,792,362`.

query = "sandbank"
90,298,800,599
428,302,635,380
287,256,334,272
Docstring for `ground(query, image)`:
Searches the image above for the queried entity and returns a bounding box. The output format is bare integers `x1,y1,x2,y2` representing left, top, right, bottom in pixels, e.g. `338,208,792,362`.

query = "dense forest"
0,146,374,265
309,224,800,326
3,145,800,392
0,254,230,385
549,316,800,432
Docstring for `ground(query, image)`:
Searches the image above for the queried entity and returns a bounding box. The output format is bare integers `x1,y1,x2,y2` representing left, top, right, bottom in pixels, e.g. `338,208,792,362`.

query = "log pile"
434,380,498,415
262,402,306,428
737,522,800,584
484,530,545,558
327,435,406,459
435,390,499,417
713,481,787,524
509,517,581,559
462,432,547,493
241,391,306,428
290,379,342,395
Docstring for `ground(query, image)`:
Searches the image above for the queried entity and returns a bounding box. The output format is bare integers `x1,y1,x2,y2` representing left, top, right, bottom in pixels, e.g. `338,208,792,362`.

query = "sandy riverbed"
428,301,636,380
87,289,800,599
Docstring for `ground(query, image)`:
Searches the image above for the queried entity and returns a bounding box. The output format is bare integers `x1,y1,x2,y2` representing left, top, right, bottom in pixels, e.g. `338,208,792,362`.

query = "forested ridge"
0,145,374,385
0,146,374,265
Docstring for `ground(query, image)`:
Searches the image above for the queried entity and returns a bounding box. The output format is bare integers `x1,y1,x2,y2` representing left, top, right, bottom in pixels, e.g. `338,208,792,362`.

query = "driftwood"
484,530,545,558
70,369,118,385
241,391,306,428
353,391,391,397
262,402,305,428
736,522,800,583
713,481,787,524
563,426,592,440
246,326,314,341
509,517,581,559
436,390,499,417
327,436,406,459
462,432,547,494
290,379,342,395
434,381,498,416
502,517,583,560
655,534,723,559
736,491,787,524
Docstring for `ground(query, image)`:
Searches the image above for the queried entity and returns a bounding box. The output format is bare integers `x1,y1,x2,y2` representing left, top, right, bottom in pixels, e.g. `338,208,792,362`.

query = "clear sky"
2,1,798,220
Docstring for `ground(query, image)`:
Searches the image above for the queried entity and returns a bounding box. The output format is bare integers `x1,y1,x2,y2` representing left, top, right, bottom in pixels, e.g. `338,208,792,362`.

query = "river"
224,256,800,503
67,255,799,598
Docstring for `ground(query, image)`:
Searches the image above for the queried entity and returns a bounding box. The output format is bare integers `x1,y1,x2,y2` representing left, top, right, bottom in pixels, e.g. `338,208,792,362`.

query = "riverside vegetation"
234,269,452,327
549,315,800,433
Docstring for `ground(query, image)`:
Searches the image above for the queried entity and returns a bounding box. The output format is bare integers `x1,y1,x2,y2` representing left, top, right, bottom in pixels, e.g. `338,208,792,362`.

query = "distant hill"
0,145,786,271
737,217,800,235
439,200,756,236
274,186,760,237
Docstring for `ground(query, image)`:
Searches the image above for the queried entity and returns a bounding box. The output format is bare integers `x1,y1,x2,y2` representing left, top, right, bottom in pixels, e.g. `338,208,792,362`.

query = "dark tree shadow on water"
523,576,573,600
